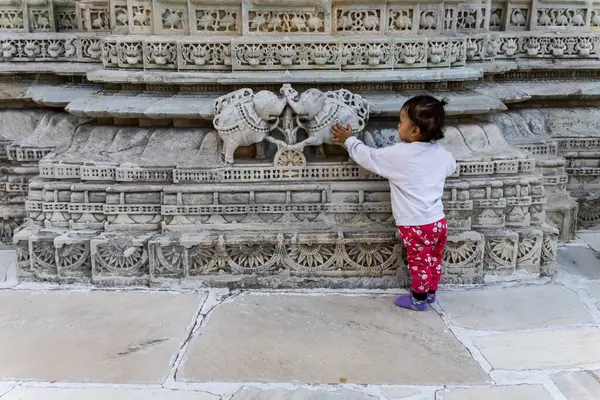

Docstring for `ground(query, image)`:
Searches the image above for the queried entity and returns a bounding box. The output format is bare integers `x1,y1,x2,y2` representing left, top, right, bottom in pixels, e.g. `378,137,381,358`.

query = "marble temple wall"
0,0,598,287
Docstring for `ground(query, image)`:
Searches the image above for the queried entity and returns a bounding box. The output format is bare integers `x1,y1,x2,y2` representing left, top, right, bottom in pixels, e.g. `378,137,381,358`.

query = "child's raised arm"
331,121,397,179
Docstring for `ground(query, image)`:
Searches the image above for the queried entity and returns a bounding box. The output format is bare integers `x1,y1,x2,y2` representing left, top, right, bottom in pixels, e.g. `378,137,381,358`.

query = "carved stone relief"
0,1,597,288
0,1,597,72
212,85,370,164
9,79,571,288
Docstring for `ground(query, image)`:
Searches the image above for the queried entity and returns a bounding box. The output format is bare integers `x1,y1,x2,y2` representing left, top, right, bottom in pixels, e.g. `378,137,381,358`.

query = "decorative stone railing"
104,32,600,70
0,31,598,69
0,32,102,62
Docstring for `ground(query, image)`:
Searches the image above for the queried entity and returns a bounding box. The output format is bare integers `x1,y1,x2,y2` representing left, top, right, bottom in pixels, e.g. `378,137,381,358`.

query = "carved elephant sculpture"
213,88,288,163
281,86,370,153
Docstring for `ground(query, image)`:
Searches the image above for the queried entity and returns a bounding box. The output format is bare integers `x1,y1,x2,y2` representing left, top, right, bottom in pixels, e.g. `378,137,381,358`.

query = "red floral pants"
398,218,448,294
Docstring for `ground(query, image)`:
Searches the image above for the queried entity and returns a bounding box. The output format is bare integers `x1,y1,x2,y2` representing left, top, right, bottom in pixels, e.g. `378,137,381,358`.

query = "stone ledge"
27,83,103,107
473,80,600,104
5,79,600,115
0,62,100,75
13,228,485,287
62,87,505,119
86,67,484,85
473,59,600,73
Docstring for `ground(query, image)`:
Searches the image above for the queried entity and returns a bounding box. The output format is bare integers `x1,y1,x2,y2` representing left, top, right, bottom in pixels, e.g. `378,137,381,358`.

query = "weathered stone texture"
439,285,594,331
474,327,600,370
0,388,220,400
229,388,377,400
440,385,553,400
0,0,598,287
179,294,489,385
551,371,600,400
0,291,203,383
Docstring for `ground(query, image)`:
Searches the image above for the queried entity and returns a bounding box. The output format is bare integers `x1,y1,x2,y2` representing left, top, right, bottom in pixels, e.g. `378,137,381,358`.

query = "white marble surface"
0,291,204,383
0,387,219,400
0,232,598,399
439,385,553,400
179,294,488,385
474,327,600,370
438,284,593,330
579,231,600,253
551,371,600,400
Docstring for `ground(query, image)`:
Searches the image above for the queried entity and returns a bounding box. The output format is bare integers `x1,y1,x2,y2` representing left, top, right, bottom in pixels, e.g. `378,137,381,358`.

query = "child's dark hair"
402,95,448,142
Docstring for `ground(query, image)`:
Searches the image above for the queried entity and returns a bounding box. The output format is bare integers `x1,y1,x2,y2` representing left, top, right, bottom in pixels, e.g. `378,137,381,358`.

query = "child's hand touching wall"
331,121,353,143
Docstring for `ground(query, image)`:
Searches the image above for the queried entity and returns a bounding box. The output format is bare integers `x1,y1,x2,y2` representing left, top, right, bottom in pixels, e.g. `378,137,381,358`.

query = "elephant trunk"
284,92,303,116
274,97,288,116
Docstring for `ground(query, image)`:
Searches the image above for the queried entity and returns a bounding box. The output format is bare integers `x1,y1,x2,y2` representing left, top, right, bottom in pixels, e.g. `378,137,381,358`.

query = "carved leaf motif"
188,245,222,275
578,199,600,224
542,235,558,264
95,240,147,274
489,239,515,262
0,217,20,243
32,242,56,272
58,243,89,271
444,241,478,265
517,236,541,263
275,149,306,167
154,245,185,274
286,242,337,272
346,243,393,268
227,243,278,272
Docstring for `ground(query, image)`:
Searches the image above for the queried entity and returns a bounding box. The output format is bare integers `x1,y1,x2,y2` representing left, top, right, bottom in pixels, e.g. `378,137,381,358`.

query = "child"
331,95,456,311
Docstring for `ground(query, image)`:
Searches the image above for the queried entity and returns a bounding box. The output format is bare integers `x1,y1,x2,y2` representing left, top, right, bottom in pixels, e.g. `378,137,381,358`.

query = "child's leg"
396,225,434,311
429,218,448,294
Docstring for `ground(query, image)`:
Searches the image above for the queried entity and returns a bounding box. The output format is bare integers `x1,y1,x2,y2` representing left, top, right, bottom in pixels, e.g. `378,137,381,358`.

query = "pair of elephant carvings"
212,84,371,165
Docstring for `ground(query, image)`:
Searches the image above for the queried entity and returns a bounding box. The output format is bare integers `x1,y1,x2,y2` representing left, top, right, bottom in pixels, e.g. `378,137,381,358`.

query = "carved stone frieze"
1,0,599,291
87,32,600,71
91,232,153,285
515,227,543,273
0,1,597,75
540,223,559,276
0,0,595,42
12,228,494,287
483,229,519,275
441,231,484,284
211,85,370,163
0,33,102,62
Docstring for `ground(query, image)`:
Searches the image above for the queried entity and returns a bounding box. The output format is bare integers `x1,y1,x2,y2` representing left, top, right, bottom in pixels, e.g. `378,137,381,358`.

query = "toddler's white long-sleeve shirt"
345,137,456,227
